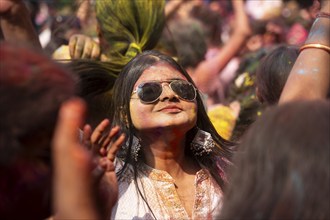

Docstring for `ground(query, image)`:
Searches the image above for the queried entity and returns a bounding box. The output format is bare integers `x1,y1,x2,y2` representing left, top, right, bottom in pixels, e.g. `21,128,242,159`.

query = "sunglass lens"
171,81,196,101
137,82,162,103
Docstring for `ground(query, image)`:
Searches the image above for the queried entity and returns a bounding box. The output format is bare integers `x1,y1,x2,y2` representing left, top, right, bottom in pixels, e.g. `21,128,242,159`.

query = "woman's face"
129,62,197,133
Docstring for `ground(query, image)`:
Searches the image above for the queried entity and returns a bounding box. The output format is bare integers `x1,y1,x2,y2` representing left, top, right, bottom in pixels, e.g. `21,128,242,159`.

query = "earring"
131,135,141,161
190,129,215,156
122,135,141,161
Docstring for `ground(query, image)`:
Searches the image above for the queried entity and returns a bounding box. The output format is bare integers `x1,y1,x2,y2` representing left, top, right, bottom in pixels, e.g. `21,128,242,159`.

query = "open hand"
52,99,125,219
69,34,101,59
82,119,126,158
52,98,99,219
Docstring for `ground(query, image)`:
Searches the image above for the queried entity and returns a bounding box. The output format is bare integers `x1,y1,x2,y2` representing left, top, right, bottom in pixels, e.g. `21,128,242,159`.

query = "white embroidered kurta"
111,161,223,219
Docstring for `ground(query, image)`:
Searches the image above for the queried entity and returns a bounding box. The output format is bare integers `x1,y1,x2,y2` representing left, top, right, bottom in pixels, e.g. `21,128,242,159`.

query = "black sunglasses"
132,80,197,104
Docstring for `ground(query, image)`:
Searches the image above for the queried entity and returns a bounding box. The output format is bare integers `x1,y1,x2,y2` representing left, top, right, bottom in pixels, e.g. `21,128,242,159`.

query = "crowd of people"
0,0,329,219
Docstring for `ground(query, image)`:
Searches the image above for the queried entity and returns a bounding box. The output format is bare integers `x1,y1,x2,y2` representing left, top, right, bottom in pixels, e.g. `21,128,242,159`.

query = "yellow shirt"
208,105,237,140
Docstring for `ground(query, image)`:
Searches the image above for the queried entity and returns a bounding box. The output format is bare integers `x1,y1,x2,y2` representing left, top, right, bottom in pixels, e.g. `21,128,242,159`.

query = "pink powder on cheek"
130,101,153,129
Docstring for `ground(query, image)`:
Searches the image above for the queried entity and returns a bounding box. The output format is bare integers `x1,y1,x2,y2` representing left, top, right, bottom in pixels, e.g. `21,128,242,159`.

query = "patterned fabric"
111,160,223,219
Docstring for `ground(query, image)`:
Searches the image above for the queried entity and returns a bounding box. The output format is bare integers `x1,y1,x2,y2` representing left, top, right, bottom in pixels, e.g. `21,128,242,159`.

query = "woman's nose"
159,84,178,101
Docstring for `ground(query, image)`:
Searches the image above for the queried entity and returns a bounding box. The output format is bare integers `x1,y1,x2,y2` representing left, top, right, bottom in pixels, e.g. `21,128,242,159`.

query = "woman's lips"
158,105,182,113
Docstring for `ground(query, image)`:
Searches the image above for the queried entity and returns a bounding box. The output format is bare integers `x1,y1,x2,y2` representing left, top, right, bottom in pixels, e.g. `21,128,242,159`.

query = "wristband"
316,12,330,19
299,43,330,53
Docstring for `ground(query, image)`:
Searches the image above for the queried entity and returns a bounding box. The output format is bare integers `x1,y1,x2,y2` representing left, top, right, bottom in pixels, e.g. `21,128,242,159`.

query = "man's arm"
279,0,330,103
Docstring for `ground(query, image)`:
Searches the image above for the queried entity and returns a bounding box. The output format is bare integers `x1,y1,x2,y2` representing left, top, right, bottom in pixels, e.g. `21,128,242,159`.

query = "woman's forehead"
137,63,186,82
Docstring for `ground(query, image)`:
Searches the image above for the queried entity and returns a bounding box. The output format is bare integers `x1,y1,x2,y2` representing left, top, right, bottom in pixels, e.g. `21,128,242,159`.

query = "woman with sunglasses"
87,50,235,219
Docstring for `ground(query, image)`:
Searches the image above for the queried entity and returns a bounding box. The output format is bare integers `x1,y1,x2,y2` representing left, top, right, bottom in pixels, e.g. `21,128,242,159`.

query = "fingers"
82,124,92,149
91,157,116,182
91,43,101,60
81,39,94,59
90,119,110,146
99,126,120,153
99,157,115,172
69,34,87,59
98,126,124,157
68,35,78,59
81,40,101,59
107,134,126,161
88,118,125,161
69,34,101,59
73,36,85,59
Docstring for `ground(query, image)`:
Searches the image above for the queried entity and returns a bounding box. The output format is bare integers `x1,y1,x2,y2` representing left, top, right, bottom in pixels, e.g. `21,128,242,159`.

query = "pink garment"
286,23,308,45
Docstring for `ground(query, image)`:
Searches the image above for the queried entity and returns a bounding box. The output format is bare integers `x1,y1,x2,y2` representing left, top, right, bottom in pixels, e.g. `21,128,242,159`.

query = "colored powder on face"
297,69,306,75
312,68,319,73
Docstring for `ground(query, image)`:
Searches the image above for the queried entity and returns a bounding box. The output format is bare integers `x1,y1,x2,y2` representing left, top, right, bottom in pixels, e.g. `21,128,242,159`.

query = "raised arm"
192,0,251,93
279,0,330,103
52,99,125,219
52,99,100,220
0,0,41,49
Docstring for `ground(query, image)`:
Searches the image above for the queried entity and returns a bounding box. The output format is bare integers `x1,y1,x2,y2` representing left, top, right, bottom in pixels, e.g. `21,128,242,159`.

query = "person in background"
228,45,299,142
0,42,123,220
0,42,74,219
164,0,252,107
56,0,166,135
256,45,299,106
157,0,251,140
55,0,165,73
219,100,329,220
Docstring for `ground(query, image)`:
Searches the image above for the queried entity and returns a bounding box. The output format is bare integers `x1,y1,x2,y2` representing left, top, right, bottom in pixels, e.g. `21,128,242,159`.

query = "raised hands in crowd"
0,0,329,219
52,99,125,219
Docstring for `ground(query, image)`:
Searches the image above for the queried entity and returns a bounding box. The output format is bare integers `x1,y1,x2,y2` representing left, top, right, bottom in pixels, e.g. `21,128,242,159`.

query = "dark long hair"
67,59,118,129
110,50,234,193
220,100,330,220
256,45,299,105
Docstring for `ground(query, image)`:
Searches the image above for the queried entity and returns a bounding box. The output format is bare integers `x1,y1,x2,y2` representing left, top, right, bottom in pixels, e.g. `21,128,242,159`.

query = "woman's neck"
138,130,199,177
